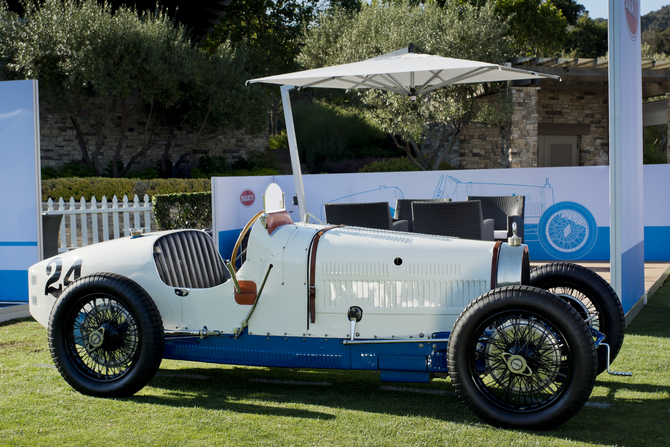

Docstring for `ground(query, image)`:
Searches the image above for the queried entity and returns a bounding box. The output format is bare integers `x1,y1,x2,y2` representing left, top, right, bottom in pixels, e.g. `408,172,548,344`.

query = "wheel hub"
485,317,561,393
502,353,532,376
88,327,105,349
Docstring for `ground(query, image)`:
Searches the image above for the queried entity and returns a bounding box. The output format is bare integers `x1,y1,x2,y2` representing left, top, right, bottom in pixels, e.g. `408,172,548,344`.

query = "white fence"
43,195,155,253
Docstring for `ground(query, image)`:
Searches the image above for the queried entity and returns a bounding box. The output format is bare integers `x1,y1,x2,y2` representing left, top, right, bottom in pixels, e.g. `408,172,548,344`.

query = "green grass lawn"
2,282,670,447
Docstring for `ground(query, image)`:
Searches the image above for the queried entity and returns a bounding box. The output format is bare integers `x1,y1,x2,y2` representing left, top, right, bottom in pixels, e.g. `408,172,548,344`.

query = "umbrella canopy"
246,47,559,222
248,47,560,97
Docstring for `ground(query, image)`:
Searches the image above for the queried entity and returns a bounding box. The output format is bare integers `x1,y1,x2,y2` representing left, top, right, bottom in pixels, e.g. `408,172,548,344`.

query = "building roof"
511,57,670,98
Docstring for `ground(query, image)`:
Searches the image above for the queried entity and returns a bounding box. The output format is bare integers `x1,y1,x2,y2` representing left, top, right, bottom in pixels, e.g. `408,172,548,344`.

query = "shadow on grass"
132,365,475,425
125,281,670,443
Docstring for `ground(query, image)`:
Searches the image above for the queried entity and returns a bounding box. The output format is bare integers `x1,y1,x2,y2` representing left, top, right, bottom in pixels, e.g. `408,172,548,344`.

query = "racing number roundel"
240,190,255,207
625,0,639,40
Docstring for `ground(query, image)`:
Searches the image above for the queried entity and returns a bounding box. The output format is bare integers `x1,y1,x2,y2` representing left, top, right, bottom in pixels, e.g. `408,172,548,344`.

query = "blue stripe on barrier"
644,227,670,261
0,241,37,246
527,226,669,262
0,270,29,302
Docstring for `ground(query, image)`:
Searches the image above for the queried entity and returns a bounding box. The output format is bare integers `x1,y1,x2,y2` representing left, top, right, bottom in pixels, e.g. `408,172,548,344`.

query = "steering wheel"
230,210,264,272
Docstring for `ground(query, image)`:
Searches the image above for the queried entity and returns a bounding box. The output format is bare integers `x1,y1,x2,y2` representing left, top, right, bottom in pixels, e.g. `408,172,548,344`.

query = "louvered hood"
153,230,230,288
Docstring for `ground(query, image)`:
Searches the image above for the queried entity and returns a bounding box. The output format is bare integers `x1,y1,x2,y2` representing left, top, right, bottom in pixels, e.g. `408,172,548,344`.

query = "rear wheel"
48,273,164,397
530,262,625,375
448,286,597,430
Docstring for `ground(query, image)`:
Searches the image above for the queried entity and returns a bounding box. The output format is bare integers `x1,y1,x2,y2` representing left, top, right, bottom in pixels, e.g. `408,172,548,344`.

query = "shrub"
231,150,280,173
359,157,420,173
269,131,288,151
196,154,231,176
193,151,279,179
152,192,212,230
41,162,96,180
41,177,211,201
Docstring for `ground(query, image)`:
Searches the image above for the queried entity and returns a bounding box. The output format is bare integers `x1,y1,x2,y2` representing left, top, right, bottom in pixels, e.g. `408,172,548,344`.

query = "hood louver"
153,231,230,288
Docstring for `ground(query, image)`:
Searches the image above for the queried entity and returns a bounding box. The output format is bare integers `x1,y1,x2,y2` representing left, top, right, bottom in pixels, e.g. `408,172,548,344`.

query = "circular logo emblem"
240,190,255,207
625,0,639,40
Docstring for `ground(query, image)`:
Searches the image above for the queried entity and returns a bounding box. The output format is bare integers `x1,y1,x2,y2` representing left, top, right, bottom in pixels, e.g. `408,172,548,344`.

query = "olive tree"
156,43,268,177
1,0,266,177
298,0,513,170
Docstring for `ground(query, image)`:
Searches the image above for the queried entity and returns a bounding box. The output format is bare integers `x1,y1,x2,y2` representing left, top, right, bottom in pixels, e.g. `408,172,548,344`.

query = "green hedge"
359,157,420,172
152,192,212,230
41,177,212,201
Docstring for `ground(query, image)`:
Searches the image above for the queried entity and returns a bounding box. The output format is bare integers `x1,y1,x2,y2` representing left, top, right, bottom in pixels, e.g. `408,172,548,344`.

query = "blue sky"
579,1,668,20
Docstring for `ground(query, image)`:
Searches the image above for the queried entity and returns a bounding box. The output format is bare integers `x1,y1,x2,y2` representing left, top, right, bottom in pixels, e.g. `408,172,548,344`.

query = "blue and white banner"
0,80,42,302
609,0,645,313
213,164,670,269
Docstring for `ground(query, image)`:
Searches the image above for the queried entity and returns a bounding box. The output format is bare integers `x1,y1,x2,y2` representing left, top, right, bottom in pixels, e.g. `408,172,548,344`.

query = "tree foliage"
299,0,513,170
563,14,608,58
201,0,325,135
494,0,568,56
0,0,266,177
643,28,670,56
550,0,584,26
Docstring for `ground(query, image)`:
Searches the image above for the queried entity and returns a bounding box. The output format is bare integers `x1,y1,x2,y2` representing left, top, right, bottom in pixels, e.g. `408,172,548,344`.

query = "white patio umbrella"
247,46,560,221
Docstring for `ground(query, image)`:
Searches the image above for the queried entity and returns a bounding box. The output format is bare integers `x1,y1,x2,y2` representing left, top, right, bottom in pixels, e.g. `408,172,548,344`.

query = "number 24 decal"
45,258,83,298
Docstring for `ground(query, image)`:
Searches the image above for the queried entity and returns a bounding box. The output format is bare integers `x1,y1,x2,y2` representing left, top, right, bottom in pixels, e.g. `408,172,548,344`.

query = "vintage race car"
28,183,626,430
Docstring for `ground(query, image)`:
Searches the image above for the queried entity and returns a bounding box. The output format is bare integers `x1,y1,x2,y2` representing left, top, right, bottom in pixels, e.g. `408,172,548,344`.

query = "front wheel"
447,286,597,430
48,273,165,397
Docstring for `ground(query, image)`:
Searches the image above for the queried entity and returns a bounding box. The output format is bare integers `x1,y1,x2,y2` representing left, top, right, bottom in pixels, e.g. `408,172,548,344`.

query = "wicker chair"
412,200,494,240
324,202,408,231
394,198,451,232
467,195,525,242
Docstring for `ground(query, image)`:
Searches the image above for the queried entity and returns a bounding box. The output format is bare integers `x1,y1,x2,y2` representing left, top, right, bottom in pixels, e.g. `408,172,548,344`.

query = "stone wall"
39,104,269,173
509,87,539,168
458,93,510,170
537,85,610,166
456,84,611,170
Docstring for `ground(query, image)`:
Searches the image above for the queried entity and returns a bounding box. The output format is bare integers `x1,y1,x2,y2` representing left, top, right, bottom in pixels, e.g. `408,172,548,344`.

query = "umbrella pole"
280,85,307,222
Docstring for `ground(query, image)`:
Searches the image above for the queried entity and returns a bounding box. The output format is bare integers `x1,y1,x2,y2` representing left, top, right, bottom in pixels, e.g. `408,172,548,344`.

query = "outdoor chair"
394,198,451,232
412,200,494,241
467,195,525,242
324,202,408,231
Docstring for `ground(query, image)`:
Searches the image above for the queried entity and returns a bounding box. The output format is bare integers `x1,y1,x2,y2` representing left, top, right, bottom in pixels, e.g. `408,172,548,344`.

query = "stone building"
454,57,670,170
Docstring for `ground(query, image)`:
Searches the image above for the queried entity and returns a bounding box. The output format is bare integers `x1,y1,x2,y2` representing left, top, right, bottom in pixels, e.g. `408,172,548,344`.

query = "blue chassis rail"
164,332,451,383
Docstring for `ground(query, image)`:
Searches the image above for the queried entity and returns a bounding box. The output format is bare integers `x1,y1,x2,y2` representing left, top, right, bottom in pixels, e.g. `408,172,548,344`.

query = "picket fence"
43,195,155,253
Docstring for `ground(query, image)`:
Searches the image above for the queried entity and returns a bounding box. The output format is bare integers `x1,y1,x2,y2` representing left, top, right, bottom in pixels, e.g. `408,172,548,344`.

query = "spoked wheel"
48,273,164,397
448,286,597,430
530,262,625,375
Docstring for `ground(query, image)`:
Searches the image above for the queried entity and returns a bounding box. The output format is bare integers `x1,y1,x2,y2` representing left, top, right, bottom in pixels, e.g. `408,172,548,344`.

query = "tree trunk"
69,115,93,170
160,125,176,178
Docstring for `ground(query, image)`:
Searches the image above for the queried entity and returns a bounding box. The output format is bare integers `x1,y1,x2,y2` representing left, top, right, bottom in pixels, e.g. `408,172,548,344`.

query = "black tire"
447,286,597,430
48,273,164,397
530,262,625,375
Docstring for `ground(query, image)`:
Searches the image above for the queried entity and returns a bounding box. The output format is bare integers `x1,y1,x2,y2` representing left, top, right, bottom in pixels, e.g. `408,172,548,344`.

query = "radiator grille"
153,231,229,288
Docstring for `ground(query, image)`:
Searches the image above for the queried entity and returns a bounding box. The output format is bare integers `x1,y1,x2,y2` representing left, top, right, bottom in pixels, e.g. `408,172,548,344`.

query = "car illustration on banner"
322,175,598,260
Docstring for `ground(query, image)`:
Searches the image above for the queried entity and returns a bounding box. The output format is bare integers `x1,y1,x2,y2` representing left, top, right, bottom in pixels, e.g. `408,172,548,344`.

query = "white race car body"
27,183,625,430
